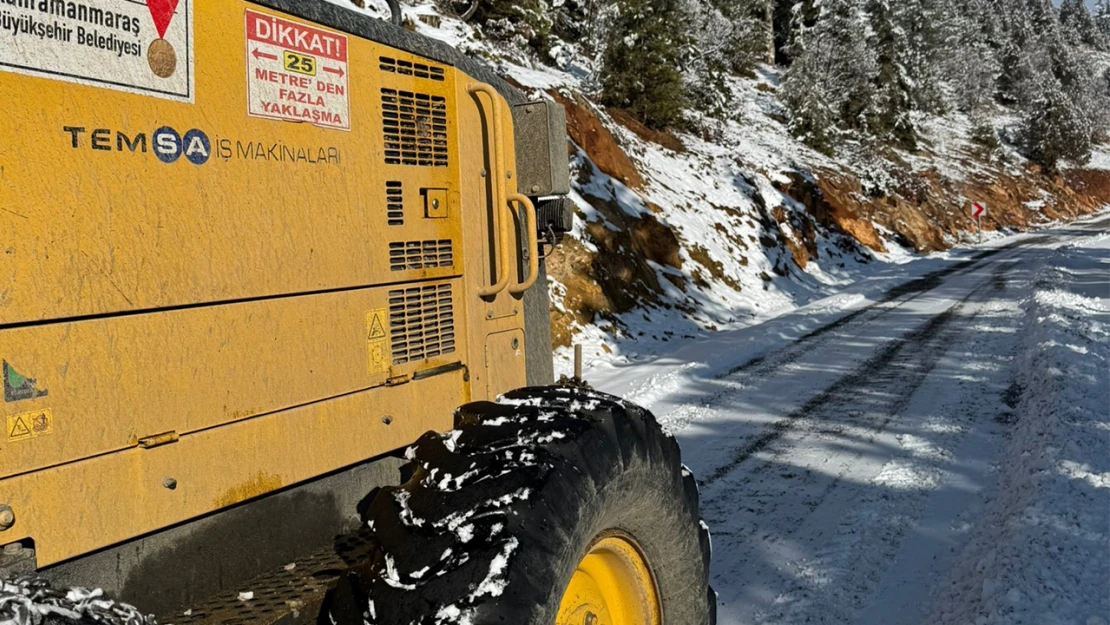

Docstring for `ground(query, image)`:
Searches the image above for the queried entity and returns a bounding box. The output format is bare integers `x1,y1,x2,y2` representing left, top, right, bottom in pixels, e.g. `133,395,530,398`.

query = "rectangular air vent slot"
388,283,456,365
381,88,449,167
389,240,454,271
380,56,446,81
386,181,404,226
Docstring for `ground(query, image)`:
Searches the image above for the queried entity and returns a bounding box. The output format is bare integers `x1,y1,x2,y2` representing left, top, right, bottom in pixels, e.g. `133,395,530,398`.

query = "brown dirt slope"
546,193,685,349
552,91,645,190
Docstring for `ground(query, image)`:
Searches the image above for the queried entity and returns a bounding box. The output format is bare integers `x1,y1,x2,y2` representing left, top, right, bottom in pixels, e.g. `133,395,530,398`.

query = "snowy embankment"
933,233,1109,625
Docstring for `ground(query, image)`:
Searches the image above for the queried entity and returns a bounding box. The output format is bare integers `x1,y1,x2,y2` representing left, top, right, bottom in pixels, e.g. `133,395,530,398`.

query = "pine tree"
895,0,935,111
710,0,775,74
600,0,690,130
681,0,738,116
867,0,917,149
1020,77,1093,172
780,0,877,151
936,0,999,112
1100,67,1110,141
780,0,820,62
772,0,795,63
1059,0,1101,48
997,40,1039,105
780,51,839,151
819,0,877,131
1097,0,1110,39
469,0,556,56
994,0,1045,108
970,113,1001,151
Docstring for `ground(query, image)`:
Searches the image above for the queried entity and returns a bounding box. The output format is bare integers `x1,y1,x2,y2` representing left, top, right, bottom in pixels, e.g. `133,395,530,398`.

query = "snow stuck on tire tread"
330,386,715,625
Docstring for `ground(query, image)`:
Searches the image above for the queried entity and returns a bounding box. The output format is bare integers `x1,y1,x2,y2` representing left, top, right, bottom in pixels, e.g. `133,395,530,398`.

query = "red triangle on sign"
146,0,180,39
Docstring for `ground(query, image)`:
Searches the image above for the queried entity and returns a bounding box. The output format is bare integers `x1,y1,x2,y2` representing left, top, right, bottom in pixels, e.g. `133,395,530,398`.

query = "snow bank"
932,235,1110,625
1089,145,1110,171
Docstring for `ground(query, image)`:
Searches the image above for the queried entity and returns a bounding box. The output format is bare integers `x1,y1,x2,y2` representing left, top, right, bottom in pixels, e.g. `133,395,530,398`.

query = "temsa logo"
63,125,211,165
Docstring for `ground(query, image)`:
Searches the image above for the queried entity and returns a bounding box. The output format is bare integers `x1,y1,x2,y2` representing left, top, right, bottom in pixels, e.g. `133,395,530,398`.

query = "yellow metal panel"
485,329,527,399
0,0,461,324
0,371,462,567
0,282,465,480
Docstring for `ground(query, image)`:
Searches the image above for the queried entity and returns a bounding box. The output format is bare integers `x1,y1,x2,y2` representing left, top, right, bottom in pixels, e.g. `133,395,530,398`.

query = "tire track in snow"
687,222,1109,487
720,236,1045,382
699,271,1004,488
658,237,1046,441
716,216,1109,390
702,266,1017,624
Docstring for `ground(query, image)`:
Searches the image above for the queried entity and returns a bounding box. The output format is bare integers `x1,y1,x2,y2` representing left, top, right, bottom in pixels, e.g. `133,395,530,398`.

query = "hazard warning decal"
366,309,389,375
245,10,350,131
0,0,193,102
7,409,53,443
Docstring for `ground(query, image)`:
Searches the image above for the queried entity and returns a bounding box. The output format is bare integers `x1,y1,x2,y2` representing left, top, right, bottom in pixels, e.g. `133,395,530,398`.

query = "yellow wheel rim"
555,533,662,625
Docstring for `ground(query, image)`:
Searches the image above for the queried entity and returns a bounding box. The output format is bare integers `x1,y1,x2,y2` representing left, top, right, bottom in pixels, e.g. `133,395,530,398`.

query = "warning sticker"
0,0,193,102
366,309,389,375
7,408,53,443
245,10,350,131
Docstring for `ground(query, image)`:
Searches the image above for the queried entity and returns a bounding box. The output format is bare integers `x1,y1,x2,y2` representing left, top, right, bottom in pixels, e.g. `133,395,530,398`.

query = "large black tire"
329,386,715,624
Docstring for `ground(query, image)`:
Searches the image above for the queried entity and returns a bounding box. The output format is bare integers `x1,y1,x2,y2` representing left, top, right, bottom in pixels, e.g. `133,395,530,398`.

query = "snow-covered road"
598,216,1110,625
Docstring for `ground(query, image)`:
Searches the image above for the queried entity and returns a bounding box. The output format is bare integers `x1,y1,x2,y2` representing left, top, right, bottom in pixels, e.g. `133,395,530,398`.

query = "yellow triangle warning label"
366,308,390,376
9,417,30,440
368,313,387,340
7,409,53,442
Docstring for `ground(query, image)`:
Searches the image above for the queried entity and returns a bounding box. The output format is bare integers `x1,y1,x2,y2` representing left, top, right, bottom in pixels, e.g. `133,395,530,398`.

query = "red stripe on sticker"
246,11,348,62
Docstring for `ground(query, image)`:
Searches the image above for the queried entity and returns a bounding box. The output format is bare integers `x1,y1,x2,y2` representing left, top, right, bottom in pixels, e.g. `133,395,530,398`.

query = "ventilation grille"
380,56,446,81
381,89,449,167
389,283,456,365
386,181,404,226
389,240,454,272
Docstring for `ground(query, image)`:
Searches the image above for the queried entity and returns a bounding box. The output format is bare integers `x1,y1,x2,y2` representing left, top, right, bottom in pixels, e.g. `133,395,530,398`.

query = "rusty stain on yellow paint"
214,472,283,509
227,409,259,421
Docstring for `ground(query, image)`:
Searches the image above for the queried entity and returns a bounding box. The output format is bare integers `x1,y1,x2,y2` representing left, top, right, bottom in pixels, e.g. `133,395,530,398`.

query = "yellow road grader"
0,1,713,623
